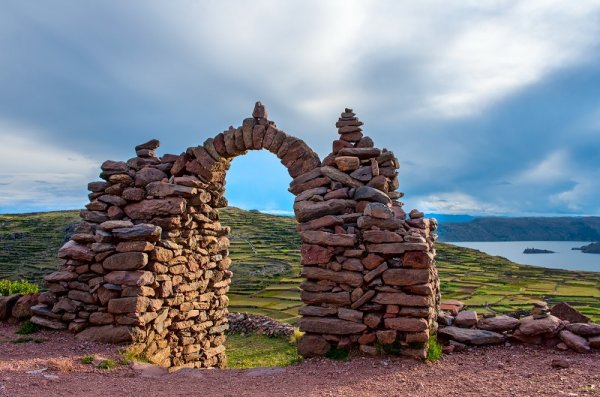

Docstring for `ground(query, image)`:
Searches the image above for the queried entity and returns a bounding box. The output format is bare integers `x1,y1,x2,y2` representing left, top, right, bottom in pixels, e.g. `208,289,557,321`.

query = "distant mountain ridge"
437,216,600,242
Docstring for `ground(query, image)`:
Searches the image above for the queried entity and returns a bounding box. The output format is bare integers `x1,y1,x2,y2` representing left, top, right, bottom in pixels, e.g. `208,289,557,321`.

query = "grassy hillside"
438,216,600,242
1,209,598,322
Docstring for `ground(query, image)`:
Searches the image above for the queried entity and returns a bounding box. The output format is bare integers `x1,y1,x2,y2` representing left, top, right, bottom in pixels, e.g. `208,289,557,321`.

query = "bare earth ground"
1,323,599,397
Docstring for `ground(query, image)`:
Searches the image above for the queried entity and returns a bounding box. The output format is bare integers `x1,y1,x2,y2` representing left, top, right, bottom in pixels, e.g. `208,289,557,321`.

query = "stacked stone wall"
34,102,439,367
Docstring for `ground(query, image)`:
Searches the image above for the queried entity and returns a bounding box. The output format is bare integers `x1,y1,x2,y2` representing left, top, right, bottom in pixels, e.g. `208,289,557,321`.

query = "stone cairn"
33,102,439,368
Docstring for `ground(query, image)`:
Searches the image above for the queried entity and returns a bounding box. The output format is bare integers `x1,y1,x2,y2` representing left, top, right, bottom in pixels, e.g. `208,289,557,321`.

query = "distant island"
572,242,600,254
523,248,555,254
436,216,600,242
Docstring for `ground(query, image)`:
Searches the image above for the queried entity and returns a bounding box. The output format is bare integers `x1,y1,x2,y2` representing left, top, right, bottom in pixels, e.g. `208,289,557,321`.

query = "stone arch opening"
37,102,439,368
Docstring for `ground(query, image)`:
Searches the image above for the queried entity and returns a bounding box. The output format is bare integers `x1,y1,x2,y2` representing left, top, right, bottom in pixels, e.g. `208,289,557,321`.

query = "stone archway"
36,102,439,368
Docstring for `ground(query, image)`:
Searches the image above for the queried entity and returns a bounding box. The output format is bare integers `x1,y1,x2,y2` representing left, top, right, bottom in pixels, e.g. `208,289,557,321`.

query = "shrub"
120,350,149,365
80,355,95,364
427,338,443,362
97,359,118,370
16,321,41,335
0,279,39,296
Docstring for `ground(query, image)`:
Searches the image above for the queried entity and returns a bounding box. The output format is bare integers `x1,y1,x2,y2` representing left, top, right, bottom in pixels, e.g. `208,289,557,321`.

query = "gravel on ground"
1,323,598,397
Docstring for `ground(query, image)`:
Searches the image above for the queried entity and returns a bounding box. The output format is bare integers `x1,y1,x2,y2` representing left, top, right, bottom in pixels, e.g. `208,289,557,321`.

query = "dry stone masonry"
34,102,439,368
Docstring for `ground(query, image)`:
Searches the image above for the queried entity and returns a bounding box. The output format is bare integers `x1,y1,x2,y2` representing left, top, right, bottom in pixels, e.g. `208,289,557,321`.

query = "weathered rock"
108,297,150,314
104,271,155,286
477,315,520,332
566,323,600,336
30,315,67,330
103,252,149,271
550,302,590,324
44,271,78,283
320,166,363,188
366,243,428,255
124,198,186,219
382,269,430,286
455,311,478,328
353,186,390,204
58,240,95,262
298,306,338,317
297,334,330,357
135,167,167,187
589,335,600,349
299,231,357,247
300,317,367,335
300,244,336,265
293,199,354,223
384,317,428,332
551,358,570,369
372,292,431,307
559,330,590,353
438,326,505,345
302,267,363,288
335,156,360,172
11,294,39,319
301,291,351,305
363,203,394,219
75,325,138,343
518,315,561,336
0,294,20,321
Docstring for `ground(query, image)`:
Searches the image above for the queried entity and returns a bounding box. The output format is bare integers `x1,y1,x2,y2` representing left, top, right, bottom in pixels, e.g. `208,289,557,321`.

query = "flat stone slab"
438,326,505,345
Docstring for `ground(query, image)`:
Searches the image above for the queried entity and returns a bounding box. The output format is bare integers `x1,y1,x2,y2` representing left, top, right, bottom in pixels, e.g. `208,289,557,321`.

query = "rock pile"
33,102,438,368
227,312,294,337
438,301,600,353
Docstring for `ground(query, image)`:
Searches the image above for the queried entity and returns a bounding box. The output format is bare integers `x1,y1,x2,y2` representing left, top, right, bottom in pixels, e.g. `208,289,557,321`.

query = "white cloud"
515,150,572,184
415,192,507,215
0,120,99,212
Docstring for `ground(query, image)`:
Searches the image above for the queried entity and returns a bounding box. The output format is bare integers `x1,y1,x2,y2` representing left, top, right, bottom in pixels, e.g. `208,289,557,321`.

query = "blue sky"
1,1,600,216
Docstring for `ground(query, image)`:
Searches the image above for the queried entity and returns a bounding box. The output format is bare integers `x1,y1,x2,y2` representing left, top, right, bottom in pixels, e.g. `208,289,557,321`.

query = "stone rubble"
437,301,599,354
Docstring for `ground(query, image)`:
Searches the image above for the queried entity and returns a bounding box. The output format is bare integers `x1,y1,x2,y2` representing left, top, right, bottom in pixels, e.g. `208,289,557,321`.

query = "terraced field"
1,208,598,322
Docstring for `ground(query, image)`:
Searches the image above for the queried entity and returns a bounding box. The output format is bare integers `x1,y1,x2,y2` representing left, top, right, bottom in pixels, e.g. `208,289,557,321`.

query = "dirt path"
1,323,598,397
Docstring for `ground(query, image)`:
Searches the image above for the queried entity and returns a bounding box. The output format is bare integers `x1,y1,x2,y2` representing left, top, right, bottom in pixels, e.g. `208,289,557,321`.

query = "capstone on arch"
36,102,439,368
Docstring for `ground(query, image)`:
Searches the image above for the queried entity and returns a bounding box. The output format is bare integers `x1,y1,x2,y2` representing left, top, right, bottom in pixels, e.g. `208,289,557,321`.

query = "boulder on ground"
559,330,590,353
477,315,520,332
518,315,561,336
454,310,478,328
297,334,330,357
0,294,21,321
438,326,505,345
550,302,590,324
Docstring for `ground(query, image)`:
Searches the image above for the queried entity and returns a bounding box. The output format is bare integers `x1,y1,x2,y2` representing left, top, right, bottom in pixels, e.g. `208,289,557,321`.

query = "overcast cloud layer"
1,0,600,215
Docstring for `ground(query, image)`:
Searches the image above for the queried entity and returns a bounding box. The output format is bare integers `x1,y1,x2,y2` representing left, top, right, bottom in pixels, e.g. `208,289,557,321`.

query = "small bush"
120,350,149,365
427,338,443,362
0,279,39,296
80,355,95,364
325,346,349,361
288,328,304,346
97,359,118,370
16,321,41,335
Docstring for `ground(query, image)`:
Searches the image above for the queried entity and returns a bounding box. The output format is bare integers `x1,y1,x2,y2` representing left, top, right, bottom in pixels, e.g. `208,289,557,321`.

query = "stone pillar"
295,108,439,359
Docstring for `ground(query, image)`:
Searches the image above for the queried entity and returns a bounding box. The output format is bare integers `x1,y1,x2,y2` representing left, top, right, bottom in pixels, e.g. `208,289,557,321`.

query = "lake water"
449,241,600,273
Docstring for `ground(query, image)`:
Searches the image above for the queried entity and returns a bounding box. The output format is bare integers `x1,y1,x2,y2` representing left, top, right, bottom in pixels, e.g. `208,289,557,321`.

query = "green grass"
81,355,95,364
0,208,599,323
15,320,41,335
12,337,34,344
0,279,39,295
97,359,118,370
427,338,443,362
225,333,302,369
